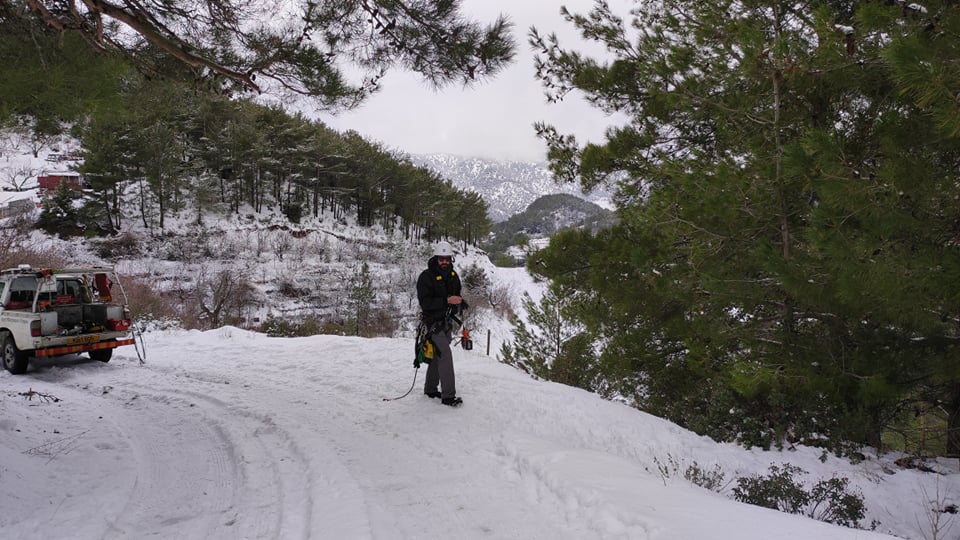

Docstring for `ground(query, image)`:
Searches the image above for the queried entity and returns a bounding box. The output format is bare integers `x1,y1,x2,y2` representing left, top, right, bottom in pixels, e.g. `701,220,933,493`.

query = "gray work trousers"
424,330,456,399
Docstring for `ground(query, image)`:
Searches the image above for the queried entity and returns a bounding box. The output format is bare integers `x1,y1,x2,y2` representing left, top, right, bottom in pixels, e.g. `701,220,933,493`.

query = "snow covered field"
1,328,955,540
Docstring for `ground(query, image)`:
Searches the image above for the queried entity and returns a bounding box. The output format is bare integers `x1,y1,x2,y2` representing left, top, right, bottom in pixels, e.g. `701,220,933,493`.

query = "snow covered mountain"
409,153,613,222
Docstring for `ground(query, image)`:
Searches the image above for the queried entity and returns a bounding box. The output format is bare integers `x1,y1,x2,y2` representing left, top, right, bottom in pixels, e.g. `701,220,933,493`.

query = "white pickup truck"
0,264,135,374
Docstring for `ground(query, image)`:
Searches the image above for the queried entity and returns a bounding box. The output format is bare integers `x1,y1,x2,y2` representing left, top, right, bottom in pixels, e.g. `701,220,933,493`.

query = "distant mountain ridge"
409,153,612,222
501,193,615,236
483,193,616,262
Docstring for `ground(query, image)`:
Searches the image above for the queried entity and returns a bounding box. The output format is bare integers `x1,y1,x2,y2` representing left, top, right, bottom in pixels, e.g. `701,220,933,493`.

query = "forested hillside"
483,193,615,264
1,0,495,248
51,86,489,245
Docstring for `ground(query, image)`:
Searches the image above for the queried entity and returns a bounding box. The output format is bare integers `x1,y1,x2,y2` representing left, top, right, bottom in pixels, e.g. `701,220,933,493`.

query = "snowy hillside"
0,329,948,540
0,139,524,344
409,153,613,222
0,140,551,343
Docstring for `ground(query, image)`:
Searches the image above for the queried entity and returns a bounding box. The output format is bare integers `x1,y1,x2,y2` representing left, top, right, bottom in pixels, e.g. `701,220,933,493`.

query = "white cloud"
307,0,630,162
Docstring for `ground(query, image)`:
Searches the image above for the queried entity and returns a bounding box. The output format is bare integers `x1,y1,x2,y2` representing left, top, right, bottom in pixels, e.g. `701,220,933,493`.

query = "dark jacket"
417,255,463,325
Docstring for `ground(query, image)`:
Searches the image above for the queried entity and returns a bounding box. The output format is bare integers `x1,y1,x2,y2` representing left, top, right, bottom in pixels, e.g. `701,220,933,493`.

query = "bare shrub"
192,267,258,329
368,307,399,337
684,462,728,492
1,164,39,191
163,235,207,262
121,274,178,322
272,231,291,261
485,281,516,319
292,236,309,263
0,218,68,269
652,454,729,493
276,278,308,298
92,232,142,260
255,229,269,257
209,233,243,259
459,263,515,319
320,316,350,335
917,475,957,540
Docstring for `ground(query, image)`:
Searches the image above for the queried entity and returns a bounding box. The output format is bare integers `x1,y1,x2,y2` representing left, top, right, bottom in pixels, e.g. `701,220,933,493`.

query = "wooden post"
486,329,491,356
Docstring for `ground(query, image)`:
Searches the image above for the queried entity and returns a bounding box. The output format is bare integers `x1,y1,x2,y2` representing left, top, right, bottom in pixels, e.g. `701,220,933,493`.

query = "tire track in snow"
236,355,586,540
100,386,243,539
107,362,376,540
103,381,296,540
114,335,591,539
139,355,439,540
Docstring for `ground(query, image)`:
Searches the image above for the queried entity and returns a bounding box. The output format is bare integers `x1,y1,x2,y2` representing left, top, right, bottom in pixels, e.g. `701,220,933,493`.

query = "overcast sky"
310,0,631,163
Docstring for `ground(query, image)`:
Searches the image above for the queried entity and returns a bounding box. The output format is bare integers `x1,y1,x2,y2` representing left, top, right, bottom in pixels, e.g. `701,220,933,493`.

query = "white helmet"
433,241,455,257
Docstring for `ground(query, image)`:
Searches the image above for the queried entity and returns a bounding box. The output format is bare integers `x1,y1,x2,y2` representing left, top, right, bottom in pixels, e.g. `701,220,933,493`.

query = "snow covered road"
0,328,932,539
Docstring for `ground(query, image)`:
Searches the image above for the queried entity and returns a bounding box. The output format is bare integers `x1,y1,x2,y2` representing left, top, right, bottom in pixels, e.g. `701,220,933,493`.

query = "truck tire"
89,348,113,363
1,334,29,374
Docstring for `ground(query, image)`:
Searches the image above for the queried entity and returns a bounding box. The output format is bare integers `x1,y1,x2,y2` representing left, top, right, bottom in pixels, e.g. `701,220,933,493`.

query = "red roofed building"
37,171,84,196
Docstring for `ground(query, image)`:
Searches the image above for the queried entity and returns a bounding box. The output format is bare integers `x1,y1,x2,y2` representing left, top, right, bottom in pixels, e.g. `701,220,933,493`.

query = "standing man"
417,241,465,407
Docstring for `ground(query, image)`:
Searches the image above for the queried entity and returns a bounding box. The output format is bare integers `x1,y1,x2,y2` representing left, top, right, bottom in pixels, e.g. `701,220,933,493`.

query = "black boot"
424,391,441,399
441,396,463,407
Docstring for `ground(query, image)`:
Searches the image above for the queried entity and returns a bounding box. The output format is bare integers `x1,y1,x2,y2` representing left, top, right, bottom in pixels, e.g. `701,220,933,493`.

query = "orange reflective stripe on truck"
34,338,135,358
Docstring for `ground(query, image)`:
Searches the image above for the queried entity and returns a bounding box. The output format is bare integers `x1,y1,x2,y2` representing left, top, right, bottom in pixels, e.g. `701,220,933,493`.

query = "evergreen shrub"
732,464,866,528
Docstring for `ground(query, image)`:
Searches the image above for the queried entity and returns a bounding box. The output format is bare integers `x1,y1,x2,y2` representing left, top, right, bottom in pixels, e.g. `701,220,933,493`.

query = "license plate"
68,335,101,345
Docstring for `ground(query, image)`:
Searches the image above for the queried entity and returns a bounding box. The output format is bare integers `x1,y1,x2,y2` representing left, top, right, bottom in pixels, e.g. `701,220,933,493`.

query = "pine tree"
0,17,128,135
527,0,960,452
5,0,515,110
37,183,82,236
347,262,376,337
500,288,597,392
77,105,141,230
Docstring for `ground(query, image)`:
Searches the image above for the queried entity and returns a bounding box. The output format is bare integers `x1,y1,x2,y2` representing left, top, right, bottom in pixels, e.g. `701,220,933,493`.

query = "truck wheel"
1,334,29,374
89,348,113,363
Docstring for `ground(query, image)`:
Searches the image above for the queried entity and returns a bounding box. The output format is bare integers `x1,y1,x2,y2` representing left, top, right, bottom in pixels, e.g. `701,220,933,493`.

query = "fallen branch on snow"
18,388,61,403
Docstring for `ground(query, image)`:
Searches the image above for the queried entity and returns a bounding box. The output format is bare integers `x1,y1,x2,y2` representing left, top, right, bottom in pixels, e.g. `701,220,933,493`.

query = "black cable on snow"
382,366,419,401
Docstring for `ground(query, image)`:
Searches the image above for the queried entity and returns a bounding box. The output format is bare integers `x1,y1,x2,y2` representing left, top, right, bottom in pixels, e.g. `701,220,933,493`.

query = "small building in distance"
0,191,39,218
37,171,85,196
